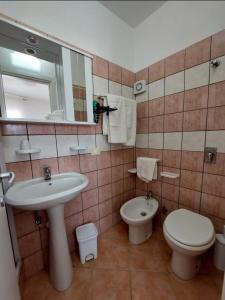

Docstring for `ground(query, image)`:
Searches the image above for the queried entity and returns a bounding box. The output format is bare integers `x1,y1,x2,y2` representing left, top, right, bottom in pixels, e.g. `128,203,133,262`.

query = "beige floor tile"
169,273,221,300
131,271,176,300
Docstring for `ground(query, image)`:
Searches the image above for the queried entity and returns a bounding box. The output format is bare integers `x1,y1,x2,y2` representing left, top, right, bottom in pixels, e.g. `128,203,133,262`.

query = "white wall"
0,1,133,70
134,1,225,71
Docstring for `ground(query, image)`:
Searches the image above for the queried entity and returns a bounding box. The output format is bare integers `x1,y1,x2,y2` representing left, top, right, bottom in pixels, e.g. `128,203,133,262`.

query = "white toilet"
120,196,158,244
163,208,215,280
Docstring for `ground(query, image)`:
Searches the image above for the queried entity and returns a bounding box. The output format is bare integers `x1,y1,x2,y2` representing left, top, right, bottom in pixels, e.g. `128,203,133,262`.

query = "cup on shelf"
20,139,31,151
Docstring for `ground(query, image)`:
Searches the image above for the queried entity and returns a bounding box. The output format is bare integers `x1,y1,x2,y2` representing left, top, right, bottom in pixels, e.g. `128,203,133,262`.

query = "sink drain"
140,211,147,217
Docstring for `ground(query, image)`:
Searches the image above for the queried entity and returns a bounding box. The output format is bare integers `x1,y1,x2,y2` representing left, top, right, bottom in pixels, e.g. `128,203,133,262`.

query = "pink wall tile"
31,158,59,178
97,151,111,169
181,151,204,172
1,123,27,135
27,124,55,135
83,205,99,223
79,154,97,173
164,92,184,114
112,211,122,225
98,184,112,203
14,211,37,238
163,150,181,169
207,106,225,130
183,109,207,131
112,194,123,212
203,174,225,198
165,50,185,76
136,148,149,158
111,150,124,166
82,188,99,210
122,68,135,87
124,176,135,191
179,187,201,210
184,86,208,111
208,81,225,107
64,195,82,217
18,231,41,258
77,125,96,135
58,156,80,173
136,177,148,192
65,212,83,235
211,29,225,59
108,62,122,83
164,112,183,132
6,161,32,182
84,171,98,191
137,118,148,133
99,214,113,233
55,124,78,134
23,251,44,279
112,165,124,182
162,182,179,202
137,101,149,118
148,60,165,83
99,199,112,218
201,193,225,219
185,37,211,68
149,97,164,117
149,180,162,197
149,115,163,133
112,179,124,197
123,149,135,164
148,149,163,162
97,168,112,186
135,67,149,84
162,198,178,215
93,55,108,79
204,153,225,176
180,170,202,191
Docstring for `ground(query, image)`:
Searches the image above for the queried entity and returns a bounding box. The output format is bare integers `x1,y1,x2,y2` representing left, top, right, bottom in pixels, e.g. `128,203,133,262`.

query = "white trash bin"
76,223,98,264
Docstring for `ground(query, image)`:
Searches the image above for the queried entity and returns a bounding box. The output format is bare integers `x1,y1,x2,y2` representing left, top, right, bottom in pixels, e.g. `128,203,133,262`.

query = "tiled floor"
22,222,223,300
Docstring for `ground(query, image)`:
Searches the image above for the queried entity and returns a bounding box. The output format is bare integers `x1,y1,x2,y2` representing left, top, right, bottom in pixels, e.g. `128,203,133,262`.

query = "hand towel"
123,97,136,146
137,157,158,183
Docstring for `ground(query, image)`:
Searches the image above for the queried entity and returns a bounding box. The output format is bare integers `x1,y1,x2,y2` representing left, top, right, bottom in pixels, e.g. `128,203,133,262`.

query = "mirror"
0,19,93,123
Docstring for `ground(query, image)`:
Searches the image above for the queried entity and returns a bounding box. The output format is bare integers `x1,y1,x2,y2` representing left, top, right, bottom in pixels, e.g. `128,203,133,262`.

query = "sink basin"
5,172,88,210
5,172,88,292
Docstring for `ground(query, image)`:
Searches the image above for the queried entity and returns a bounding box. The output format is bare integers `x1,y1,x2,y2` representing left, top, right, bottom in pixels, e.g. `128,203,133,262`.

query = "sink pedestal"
47,204,73,291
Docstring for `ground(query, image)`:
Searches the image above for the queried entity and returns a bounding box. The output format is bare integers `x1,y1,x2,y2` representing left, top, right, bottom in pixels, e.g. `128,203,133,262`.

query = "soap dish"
16,148,41,155
128,168,137,174
70,146,88,151
160,172,180,179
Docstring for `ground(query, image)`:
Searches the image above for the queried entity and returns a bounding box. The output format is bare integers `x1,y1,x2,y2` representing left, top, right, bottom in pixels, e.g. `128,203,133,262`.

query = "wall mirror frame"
0,15,94,125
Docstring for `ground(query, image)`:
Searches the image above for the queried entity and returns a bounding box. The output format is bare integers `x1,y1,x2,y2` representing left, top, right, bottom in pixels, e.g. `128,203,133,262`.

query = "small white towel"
137,157,158,183
103,94,127,144
123,97,136,146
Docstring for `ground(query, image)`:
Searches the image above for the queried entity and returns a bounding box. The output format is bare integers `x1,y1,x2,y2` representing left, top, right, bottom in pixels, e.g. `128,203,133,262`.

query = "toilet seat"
164,209,215,247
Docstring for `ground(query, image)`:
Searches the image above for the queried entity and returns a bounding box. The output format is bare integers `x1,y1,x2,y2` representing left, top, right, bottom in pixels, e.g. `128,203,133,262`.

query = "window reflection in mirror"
70,51,87,122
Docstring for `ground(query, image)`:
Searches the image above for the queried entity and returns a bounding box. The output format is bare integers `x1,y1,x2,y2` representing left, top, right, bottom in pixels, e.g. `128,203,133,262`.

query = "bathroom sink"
5,172,88,210
5,172,88,292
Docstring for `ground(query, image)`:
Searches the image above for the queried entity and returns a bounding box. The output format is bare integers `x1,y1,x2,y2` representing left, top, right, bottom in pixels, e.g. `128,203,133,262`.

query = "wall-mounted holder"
204,147,217,164
160,172,180,179
16,148,41,155
70,146,88,151
210,59,220,68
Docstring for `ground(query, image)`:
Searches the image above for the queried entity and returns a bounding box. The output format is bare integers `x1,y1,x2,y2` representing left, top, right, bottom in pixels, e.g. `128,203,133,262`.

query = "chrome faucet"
145,191,152,205
43,166,51,181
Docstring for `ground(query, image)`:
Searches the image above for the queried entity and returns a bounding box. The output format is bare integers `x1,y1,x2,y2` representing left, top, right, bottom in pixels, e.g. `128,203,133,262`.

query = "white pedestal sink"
5,172,88,291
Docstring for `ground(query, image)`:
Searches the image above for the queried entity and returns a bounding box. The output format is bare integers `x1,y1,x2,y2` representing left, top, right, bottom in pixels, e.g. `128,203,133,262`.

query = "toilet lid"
164,209,215,247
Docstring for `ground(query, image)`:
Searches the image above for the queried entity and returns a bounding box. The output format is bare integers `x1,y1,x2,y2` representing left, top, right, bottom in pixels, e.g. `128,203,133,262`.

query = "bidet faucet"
43,165,51,181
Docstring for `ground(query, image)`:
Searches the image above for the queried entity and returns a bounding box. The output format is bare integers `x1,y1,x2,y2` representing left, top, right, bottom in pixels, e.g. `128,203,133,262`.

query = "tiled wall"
0,57,135,279
135,29,225,233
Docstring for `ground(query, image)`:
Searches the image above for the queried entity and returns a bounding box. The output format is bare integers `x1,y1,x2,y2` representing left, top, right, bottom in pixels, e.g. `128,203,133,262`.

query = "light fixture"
24,48,37,55
11,51,40,71
26,34,38,45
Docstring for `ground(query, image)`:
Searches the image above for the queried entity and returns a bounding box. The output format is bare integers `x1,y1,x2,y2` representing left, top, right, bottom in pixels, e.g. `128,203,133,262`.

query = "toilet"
163,208,215,280
120,196,158,244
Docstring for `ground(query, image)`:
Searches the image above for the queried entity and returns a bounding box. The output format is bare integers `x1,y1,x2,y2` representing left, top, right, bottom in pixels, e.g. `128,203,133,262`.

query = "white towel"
137,157,158,183
103,94,127,144
123,97,136,146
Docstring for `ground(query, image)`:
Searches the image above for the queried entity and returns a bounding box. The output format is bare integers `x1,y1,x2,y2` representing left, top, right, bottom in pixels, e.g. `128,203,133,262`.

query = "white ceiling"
99,1,166,28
